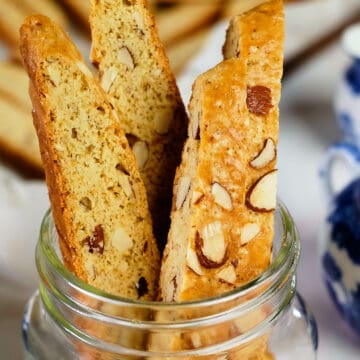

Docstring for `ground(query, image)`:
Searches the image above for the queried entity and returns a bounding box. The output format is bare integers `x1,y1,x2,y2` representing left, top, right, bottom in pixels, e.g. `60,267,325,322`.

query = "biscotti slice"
89,0,188,249
155,1,284,358
167,27,210,75
58,0,90,30
161,0,284,302
0,62,42,171
222,0,271,18
20,15,160,299
155,2,220,46
0,0,67,49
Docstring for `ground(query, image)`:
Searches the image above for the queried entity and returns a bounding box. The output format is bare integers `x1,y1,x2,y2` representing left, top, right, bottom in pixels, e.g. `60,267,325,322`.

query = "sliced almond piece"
133,12,144,31
191,190,204,205
118,175,133,198
76,60,93,77
85,262,96,281
186,248,204,275
100,67,117,92
250,138,276,169
154,108,173,135
132,141,148,169
195,222,227,268
111,108,120,122
189,332,202,348
46,61,61,87
246,170,277,212
211,182,233,210
240,223,260,245
192,110,201,139
176,176,191,210
118,46,135,70
216,265,237,284
111,227,133,253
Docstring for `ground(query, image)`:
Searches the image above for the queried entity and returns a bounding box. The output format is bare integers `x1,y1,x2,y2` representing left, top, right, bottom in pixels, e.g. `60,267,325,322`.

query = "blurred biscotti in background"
0,62,42,172
0,0,68,56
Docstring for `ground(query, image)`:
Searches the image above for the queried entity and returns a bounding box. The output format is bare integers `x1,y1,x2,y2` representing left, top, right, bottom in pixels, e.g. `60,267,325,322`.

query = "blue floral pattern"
339,112,357,145
328,178,360,264
345,60,360,94
323,178,360,335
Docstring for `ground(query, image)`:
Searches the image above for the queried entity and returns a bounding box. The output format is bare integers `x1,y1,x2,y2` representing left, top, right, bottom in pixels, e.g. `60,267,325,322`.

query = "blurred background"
0,0,360,359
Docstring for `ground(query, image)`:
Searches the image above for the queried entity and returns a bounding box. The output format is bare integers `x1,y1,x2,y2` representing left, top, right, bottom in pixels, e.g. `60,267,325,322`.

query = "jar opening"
37,200,299,308
34,200,300,356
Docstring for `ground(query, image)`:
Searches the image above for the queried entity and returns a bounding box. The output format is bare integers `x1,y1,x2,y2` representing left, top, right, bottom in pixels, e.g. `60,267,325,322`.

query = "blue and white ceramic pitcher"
320,24,360,336
320,143,360,335
335,24,360,148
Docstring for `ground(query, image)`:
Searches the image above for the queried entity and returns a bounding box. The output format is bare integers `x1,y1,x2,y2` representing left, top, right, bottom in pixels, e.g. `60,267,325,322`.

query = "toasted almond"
216,265,237,284
250,138,276,169
76,60,93,77
85,262,96,281
186,248,204,275
133,12,144,31
118,46,135,70
246,170,277,212
100,67,117,92
191,190,204,205
192,110,201,139
132,141,148,169
111,227,133,253
195,222,227,268
111,108,120,122
189,332,202,348
154,108,173,135
211,182,233,210
119,175,133,198
240,223,260,245
47,62,61,86
176,176,191,210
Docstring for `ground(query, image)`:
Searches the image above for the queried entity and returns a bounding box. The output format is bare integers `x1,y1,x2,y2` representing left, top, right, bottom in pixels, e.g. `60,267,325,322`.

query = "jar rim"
38,199,299,309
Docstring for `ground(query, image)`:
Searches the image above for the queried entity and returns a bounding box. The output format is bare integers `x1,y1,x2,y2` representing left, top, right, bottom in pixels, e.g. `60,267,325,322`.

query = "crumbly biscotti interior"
90,0,188,249
44,58,159,298
20,15,160,299
161,0,284,303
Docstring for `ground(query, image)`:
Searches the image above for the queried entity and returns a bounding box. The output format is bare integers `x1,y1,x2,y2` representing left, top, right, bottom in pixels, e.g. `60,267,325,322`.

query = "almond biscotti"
20,15,160,299
89,0,188,248
0,62,42,171
0,0,67,50
222,0,270,18
156,2,284,358
160,0,284,305
155,2,220,46
57,0,90,31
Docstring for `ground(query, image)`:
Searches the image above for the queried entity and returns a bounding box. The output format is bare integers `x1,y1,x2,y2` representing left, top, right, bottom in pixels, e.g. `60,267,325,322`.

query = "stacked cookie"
19,0,284,358
0,62,42,171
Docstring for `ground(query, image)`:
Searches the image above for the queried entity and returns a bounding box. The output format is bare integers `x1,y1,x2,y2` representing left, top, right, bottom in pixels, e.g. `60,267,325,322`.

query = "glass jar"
22,202,318,359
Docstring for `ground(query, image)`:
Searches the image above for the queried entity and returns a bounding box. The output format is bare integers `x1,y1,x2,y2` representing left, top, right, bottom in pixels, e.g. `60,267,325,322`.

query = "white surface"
342,23,360,59
1,1,360,359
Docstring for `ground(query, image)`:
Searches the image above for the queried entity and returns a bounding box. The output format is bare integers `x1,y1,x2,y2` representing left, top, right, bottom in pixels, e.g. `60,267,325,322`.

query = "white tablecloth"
1,1,360,358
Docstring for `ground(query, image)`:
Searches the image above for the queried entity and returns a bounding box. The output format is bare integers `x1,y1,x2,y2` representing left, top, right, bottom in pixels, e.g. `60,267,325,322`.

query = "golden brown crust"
156,2,283,359
89,0,188,249
20,15,160,299
161,0,284,303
